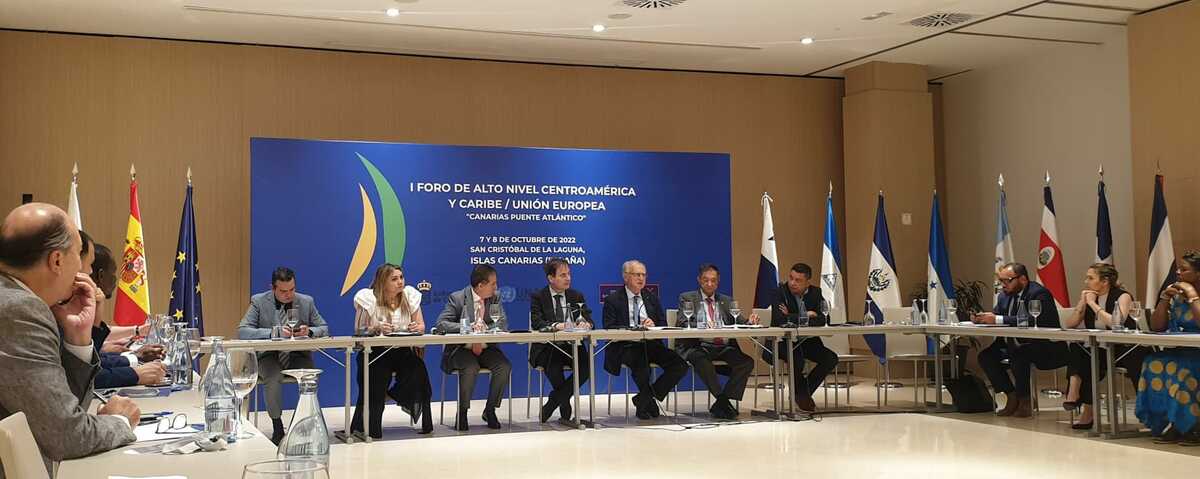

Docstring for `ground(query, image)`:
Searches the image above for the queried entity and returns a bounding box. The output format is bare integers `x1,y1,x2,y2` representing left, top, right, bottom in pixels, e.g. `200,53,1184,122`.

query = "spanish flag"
114,165,150,326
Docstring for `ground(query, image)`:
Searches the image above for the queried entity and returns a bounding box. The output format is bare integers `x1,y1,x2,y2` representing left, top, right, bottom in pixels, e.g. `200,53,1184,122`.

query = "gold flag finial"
1044,171,1051,186
998,174,1005,189
130,164,136,179
186,167,192,185
72,163,79,182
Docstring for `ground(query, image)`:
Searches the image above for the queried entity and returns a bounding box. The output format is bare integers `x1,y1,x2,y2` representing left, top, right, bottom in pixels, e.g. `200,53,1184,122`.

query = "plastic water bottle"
564,305,576,332
460,316,470,335
171,324,193,390
202,337,239,443
696,306,708,329
796,301,809,328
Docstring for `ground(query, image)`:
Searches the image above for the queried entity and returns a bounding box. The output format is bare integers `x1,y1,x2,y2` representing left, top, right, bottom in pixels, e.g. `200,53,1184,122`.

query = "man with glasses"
973,262,1064,418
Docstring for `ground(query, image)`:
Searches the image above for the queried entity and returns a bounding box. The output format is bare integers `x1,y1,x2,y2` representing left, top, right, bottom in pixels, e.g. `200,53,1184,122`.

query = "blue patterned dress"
1135,297,1200,434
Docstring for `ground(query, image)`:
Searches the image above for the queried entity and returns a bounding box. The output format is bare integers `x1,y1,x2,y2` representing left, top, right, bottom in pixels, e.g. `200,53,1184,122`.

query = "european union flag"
169,178,204,334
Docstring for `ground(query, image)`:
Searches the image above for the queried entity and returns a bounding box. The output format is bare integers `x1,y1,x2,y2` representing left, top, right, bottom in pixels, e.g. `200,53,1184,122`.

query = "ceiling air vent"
906,12,975,28
622,0,687,8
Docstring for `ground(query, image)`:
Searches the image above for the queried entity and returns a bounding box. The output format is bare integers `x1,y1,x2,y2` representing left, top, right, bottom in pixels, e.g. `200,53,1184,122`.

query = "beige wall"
0,30,844,340
1129,2,1200,295
941,32,1135,303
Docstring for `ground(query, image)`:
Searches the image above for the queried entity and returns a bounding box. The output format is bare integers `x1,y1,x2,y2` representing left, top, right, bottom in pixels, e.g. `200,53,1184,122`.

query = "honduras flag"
994,175,1015,302
1096,172,1114,265
1145,174,1176,307
928,191,956,326
753,193,780,309
168,172,204,334
820,185,846,324
863,192,901,362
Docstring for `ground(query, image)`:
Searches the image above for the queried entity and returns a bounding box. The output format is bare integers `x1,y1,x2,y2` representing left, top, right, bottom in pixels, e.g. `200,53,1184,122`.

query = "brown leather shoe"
796,395,817,412
996,394,1020,416
1011,398,1033,418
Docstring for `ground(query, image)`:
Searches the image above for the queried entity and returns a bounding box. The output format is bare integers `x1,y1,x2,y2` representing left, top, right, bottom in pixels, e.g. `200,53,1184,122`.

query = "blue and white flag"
994,175,1015,302
863,192,901,362
753,193,780,309
928,191,956,324
1146,174,1176,307
820,185,846,325
1096,171,1114,265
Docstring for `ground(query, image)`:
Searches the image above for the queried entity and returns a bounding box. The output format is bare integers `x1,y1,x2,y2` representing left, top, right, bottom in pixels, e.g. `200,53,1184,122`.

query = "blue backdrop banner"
250,137,732,409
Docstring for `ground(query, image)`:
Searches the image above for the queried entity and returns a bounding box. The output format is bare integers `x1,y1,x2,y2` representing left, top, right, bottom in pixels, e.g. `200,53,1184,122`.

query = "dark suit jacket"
434,286,508,373
993,281,1060,329
763,282,827,364
601,287,665,375
674,289,745,353
529,286,592,366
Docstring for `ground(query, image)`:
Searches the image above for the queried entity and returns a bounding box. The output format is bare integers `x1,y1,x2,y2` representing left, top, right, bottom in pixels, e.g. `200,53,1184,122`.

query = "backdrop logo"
498,286,517,303
340,153,407,295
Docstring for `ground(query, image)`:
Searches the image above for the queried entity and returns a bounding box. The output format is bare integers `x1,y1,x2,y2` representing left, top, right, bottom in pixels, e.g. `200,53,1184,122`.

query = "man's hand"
973,312,998,325
296,325,310,337
101,341,129,354
748,312,761,325
136,344,165,362
99,395,141,428
134,362,167,385
778,303,790,316
641,318,655,328
51,273,98,347
577,321,592,331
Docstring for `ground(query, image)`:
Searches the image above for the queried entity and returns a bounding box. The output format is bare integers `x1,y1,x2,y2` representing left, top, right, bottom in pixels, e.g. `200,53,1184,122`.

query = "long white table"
57,387,278,479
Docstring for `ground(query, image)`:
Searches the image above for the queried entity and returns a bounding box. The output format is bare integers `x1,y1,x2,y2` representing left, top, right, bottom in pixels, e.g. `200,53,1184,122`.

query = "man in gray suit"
435,264,511,430
0,203,139,478
237,267,329,443
675,263,759,420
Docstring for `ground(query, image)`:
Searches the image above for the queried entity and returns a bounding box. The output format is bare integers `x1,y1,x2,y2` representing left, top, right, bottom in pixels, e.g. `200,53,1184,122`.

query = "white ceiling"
0,0,1180,78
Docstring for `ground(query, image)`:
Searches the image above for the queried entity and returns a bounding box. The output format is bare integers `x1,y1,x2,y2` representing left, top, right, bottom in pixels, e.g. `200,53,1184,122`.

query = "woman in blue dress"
1136,251,1200,444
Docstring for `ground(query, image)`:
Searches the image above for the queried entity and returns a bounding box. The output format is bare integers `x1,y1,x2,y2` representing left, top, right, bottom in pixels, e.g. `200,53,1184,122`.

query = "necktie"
707,297,724,345
554,294,565,322
632,295,641,328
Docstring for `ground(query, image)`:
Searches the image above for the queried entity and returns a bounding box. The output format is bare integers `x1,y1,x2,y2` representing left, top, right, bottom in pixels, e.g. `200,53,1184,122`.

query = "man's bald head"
0,203,76,271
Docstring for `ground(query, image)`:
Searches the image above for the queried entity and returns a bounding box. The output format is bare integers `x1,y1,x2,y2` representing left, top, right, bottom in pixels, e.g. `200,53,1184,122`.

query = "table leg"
933,332,943,411
363,344,372,442
344,346,354,444
785,333,795,417
1106,343,1119,437
1089,338,1101,437
589,337,597,426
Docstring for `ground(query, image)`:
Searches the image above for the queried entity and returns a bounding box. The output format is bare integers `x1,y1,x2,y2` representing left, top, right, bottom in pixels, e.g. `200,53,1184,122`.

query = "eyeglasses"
998,277,1018,285
155,413,191,434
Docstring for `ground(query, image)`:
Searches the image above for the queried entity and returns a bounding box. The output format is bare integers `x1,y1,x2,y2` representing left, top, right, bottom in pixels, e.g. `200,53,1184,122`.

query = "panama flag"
928,191,956,323
994,175,1015,301
820,184,847,324
1096,167,1114,264
863,192,902,362
67,163,82,230
114,165,151,326
1037,172,1070,308
1145,174,1177,306
753,193,780,309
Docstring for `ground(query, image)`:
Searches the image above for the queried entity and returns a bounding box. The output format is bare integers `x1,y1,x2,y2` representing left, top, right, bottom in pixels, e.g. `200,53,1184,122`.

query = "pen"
92,390,109,405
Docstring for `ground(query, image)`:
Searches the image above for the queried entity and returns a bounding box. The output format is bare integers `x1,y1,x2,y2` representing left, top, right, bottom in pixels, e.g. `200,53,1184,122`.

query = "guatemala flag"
994,175,1015,302
821,185,846,324
1145,174,1176,307
927,191,956,324
754,193,780,309
863,192,902,362
1096,171,1114,265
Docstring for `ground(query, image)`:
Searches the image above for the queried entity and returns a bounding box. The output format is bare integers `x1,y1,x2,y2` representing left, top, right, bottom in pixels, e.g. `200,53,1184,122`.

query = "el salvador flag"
754,193,780,309
820,185,846,324
928,191,956,327
863,192,902,363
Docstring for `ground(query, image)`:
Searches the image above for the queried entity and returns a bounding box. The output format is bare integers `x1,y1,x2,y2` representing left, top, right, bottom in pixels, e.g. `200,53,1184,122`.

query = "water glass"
243,459,329,479
488,303,502,332
1130,301,1145,334
1028,299,1042,329
727,300,741,328
680,299,695,328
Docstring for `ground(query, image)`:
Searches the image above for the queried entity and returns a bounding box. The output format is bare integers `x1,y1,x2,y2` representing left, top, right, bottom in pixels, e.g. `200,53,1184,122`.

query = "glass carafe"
277,369,330,467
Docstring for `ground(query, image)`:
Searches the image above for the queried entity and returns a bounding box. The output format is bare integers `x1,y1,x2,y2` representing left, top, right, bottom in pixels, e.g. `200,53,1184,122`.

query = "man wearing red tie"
675,263,759,419
435,265,512,430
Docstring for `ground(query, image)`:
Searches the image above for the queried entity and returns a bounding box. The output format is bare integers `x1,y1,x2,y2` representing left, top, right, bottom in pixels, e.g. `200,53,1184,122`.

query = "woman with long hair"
1061,263,1136,429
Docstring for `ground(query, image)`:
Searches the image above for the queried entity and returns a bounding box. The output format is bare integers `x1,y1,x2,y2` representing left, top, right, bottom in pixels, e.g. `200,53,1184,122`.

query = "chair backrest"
882,307,927,357
753,308,770,326
1057,308,1074,329
0,412,49,479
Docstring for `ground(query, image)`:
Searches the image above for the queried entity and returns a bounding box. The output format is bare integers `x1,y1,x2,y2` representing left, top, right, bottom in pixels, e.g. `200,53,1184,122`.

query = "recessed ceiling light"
800,37,814,45
592,24,607,32
385,8,400,17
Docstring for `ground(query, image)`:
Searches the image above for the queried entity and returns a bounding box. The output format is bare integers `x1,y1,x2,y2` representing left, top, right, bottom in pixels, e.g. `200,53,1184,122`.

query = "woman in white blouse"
349,263,433,437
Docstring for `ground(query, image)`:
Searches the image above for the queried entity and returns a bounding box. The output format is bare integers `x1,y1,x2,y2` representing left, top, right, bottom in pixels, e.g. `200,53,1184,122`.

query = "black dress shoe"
482,408,502,429
1071,422,1094,430
540,401,558,423
455,411,470,431
648,399,661,418
559,401,573,422
635,409,653,420
796,395,817,412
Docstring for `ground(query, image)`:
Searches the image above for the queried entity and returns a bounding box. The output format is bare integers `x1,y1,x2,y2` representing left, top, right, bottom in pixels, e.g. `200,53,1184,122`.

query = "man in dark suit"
237,266,330,442
602,260,687,420
435,264,512,430
675,263,758,419
765,262,838,412
974,262,1065,417
530,258,592,423
0,204,139,478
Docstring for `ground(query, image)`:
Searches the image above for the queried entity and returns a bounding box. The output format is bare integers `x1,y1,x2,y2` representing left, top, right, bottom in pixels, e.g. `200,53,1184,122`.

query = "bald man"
0,203,138,477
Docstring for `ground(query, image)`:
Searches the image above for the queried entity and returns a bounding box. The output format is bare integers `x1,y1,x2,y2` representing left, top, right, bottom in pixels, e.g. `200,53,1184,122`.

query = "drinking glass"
242,459,329,479
680,299,695,328
488,303,502,332
1029,299,1042,330
728,300,741,327
227,349,259,439
1130,301,1145,334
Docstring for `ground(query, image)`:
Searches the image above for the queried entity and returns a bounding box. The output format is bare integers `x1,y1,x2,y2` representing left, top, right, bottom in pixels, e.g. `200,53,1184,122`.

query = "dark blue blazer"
601,287,665,375
994,281,1060,329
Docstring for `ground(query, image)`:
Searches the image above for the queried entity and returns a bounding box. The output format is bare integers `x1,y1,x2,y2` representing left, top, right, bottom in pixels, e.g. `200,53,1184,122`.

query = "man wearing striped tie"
675,263,759,419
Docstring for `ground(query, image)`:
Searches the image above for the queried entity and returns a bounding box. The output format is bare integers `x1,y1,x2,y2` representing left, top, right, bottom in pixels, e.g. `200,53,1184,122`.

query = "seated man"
602,260,687,420
973,262,1064,418
435,265,512,430
237,267,330,443
529,258,592,423
766,262,838,412
0,203,139,478
675,263,758,419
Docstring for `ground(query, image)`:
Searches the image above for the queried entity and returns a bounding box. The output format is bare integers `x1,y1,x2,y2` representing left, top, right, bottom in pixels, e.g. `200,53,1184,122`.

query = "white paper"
133,423,200,443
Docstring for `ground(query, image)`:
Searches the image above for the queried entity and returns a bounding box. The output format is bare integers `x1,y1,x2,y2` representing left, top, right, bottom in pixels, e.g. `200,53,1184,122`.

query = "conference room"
1,0,1198,478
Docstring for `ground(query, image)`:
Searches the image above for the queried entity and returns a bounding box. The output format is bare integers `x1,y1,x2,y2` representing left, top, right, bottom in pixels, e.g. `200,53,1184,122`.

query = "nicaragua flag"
753,193,780,309
928,191,956,325
863,192,901,362
168,173,205,334
820,185,847,325
1037,173,1071,308
1145,174,1177,307
994,175,1015,301
1096,173,1114,265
